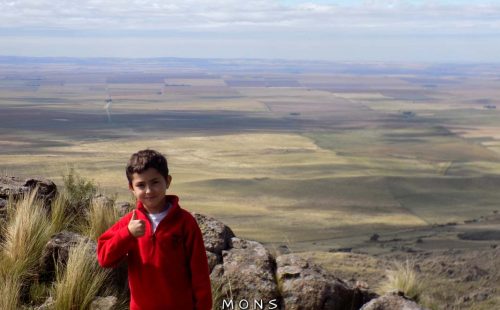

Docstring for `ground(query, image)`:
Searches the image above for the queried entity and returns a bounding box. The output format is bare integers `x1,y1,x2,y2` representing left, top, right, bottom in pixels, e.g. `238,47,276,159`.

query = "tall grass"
49,193,75,233
0,190,52,279
379,259,425,302
0,189,54,308
85,197,120,241
52,240,110,310
0,170,126,308
0,274,21,310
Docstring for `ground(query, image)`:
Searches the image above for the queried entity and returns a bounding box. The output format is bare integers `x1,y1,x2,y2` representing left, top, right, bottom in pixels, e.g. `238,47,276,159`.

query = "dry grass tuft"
0,190,52,278
0,274,21,310
85,198,120,241
379,259,425,302
49,193,75,233
0,189,54,309
52,240,110,310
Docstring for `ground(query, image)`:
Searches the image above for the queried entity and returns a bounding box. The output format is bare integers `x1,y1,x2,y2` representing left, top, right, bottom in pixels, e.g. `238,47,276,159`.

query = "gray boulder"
193,212,235,255
211,237,280,308
276,254,371,310
360,292,427,310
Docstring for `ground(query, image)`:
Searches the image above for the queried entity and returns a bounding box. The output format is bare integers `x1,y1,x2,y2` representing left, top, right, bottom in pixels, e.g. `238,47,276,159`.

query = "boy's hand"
128,210,146,238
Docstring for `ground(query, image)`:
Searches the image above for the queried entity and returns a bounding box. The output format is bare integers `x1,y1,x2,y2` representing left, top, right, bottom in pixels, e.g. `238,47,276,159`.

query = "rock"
34,297,54,310
115,201,133,217
370,233,380,242
211,238,280,307
0,197,7,219
472,291,489,302
38,231,91,283
91,296,118,310
463,265,488,282
360,292,427,310
192,212,235,255
276,254,371,310
275,244,291,255
206,251,219,272
0,176,57,208
92,194,114,208
38,230,129,297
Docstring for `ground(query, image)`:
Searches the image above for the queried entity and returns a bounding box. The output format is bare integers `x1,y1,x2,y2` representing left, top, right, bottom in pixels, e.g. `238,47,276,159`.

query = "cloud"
0,0,499,35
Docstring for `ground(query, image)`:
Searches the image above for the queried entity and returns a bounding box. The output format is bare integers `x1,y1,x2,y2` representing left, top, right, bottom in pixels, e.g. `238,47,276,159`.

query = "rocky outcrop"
2,176,432,309
0,176,57,208
211,238,280,307
276,254,372,310
360,292,427,310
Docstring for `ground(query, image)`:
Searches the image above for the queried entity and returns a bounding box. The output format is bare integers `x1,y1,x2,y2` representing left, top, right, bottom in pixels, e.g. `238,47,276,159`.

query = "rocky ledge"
1,176,428,310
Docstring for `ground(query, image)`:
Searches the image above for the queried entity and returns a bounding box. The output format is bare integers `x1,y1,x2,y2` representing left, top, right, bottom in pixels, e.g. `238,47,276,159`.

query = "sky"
0,0,499,62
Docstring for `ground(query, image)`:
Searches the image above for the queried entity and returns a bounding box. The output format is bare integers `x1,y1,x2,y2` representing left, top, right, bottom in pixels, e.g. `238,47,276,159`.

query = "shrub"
61,168,98,229
62,168,97,207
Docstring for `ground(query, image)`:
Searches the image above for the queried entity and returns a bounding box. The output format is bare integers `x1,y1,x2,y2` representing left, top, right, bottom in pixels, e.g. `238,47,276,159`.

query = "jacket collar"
136,195,180,217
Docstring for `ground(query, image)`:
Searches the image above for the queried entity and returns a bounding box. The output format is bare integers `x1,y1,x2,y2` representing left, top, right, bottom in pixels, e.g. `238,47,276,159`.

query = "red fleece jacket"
97,195,212,310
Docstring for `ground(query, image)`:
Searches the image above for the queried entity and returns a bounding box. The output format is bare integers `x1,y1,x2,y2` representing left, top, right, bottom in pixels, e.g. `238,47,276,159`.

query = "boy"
97,149,212,310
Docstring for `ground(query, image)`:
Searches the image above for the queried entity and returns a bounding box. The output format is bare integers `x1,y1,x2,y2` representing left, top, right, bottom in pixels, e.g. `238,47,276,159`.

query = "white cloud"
1,0,499,61
0,0,499,33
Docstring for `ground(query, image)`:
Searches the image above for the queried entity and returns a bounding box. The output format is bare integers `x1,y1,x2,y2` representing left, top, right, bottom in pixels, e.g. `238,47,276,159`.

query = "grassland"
1,60,500,254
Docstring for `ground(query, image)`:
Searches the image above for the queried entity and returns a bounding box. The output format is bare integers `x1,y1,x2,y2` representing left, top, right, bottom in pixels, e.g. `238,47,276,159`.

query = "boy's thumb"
131,210,136,221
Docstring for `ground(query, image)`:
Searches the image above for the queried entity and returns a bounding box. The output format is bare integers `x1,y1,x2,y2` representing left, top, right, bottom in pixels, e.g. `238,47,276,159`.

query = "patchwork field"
1,59,500,256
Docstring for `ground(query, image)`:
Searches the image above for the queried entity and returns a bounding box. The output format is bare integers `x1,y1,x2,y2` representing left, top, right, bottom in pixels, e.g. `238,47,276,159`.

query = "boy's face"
129,167,172,214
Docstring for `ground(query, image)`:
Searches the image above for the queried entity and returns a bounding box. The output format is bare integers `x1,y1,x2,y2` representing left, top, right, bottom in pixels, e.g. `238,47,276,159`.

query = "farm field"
1,58,500,255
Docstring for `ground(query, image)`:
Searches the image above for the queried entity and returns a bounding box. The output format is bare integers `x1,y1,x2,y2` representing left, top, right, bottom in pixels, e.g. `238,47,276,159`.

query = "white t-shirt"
147,204,170,233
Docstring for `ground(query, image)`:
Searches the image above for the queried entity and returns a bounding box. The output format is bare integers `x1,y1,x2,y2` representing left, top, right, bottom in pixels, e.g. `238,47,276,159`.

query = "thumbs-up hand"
128,210,146,238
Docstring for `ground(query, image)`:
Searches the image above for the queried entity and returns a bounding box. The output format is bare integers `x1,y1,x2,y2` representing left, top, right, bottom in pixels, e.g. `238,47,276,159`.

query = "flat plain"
1,59,500,253
2,58,500,308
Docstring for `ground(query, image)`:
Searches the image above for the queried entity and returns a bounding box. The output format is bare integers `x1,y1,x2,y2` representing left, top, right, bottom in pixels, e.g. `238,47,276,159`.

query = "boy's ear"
128,183,134,191
166,175,172,188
